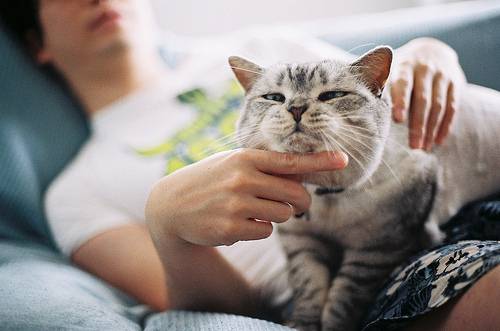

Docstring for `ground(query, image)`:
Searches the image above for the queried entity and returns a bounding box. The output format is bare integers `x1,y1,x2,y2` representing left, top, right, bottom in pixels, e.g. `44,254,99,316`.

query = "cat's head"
229,46,393,189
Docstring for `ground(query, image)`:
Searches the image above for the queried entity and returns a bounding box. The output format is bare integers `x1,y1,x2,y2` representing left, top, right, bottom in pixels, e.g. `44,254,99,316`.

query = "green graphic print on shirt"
135,80,244,174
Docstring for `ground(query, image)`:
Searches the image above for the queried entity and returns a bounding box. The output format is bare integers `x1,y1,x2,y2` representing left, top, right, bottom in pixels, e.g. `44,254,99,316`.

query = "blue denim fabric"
0,240,293,331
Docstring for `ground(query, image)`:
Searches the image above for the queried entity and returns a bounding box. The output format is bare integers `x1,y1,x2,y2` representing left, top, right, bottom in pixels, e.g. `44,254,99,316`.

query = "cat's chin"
268,143,361,187
255,140,373,189
301,171,360,189
279,132,322,153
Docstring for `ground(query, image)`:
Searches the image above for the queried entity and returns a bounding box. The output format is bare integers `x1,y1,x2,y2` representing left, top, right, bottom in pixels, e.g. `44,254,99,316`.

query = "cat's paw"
321,309,358,331
285,320,321,331
320,317,356,331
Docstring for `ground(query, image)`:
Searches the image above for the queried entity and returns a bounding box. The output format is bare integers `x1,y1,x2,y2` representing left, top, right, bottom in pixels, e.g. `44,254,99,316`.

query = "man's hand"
144,148,348,314
146,148,348,248
390,37,466,150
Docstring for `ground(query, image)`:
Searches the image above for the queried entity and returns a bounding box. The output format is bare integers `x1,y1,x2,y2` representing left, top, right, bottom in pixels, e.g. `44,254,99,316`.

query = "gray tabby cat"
228,46,500,331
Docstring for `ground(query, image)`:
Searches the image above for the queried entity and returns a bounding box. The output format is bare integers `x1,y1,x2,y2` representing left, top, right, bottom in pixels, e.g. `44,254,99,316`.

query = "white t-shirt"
44,28,352,306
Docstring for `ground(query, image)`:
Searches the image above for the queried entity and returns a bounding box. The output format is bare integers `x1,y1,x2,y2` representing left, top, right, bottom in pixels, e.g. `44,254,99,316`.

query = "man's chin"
94,38,130,57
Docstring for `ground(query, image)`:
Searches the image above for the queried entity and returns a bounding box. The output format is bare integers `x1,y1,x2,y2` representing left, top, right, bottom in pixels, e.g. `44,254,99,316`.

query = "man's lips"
88,10,121,31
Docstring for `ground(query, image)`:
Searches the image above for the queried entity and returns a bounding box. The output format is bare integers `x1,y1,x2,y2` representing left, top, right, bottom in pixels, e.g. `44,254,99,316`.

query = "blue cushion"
0,25,88,248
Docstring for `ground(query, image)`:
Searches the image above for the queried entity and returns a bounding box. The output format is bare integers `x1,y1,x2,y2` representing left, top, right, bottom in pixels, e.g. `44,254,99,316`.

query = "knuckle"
414,93,429,107
395,77,409,89
227,148,252,165
281,153,300,172
415,62,434,75
225,196,244,217
434,70,444,80
431,100,443,112
227,171,251,192
415,62,428,73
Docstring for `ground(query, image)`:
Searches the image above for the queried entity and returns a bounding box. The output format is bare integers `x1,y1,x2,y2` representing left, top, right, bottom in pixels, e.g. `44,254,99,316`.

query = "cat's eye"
318,91,349,101
262,93,286,103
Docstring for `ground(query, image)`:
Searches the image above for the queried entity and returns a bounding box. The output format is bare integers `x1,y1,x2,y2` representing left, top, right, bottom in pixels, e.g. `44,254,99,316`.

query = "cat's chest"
305,187,390,244
280,148,438,248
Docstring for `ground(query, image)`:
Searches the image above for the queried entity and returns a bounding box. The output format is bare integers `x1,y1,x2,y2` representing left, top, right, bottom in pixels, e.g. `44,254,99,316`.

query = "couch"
1,1,499,330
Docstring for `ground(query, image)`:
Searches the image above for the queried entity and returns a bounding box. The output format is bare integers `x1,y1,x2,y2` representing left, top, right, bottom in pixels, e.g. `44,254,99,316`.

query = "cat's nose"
287,105,308,123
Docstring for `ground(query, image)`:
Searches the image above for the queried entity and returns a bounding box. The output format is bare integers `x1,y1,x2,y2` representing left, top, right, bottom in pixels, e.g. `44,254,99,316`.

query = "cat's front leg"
321,249,400,331
280,230,337,331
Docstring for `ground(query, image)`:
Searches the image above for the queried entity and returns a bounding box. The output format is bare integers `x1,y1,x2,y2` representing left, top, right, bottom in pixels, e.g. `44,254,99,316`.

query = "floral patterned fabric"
363,196,500,331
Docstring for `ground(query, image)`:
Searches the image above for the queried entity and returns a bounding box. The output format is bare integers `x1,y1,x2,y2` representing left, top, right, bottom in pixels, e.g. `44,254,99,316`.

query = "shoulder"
44,136,104,206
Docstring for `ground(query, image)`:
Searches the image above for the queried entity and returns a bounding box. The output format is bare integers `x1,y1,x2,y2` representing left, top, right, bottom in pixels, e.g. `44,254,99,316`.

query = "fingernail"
331,151,349,167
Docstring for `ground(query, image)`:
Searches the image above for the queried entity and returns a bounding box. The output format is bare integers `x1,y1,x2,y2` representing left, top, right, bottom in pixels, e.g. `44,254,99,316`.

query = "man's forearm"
72,224,168,311
151,234,261,317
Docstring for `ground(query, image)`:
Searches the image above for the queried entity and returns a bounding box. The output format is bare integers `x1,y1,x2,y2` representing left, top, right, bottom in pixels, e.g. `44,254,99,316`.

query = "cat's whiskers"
205,127,260,147
315,130,369,220
199,124,263,155
325,128,375,186
335,114,369,119
336,126,402,186
322,113,371,121
318,127,374,186
338,123,412,156
337,122,405,137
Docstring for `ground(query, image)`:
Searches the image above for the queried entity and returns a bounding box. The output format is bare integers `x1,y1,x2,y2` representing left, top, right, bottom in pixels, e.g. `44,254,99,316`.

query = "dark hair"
0,0,41,47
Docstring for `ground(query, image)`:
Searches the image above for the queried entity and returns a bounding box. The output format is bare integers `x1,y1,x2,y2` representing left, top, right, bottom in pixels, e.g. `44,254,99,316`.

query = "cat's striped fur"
229,46,500,331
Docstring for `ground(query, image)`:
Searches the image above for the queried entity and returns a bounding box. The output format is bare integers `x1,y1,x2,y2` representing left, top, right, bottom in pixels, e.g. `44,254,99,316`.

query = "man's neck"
61,48,167,116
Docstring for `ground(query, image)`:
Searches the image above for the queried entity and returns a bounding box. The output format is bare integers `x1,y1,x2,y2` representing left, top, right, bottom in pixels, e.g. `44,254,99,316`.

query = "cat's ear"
350,46,393,97
228,56,264,93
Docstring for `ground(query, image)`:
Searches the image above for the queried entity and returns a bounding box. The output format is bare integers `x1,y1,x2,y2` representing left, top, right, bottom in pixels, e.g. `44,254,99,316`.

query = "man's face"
37,0,156,64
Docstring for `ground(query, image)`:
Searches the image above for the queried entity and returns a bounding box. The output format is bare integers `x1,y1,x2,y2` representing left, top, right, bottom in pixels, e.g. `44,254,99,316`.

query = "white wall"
150,0,458,36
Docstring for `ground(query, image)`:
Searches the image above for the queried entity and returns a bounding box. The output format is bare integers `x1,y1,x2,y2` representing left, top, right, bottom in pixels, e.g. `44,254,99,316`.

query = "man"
1,1,498,330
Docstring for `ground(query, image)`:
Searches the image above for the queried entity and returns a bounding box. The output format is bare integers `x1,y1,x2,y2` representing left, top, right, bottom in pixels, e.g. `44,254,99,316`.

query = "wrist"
145,178,182,238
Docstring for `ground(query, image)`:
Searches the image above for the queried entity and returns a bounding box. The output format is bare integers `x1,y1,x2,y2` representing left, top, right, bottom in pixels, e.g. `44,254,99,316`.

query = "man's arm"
390,37,466,150
71,223,260,315
71,224,169,311
142,149,348,316
147,224,263,317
